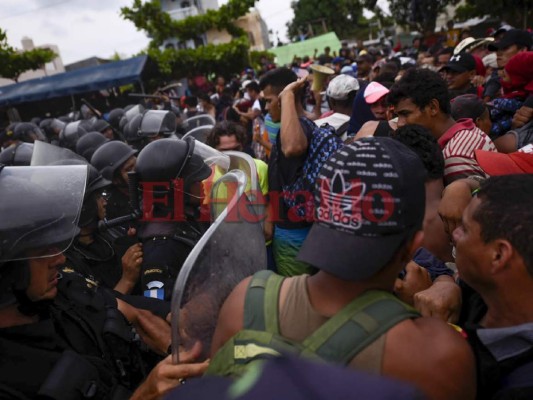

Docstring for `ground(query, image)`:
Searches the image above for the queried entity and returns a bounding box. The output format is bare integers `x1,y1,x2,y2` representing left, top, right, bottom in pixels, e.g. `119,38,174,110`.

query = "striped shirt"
438,118,497,185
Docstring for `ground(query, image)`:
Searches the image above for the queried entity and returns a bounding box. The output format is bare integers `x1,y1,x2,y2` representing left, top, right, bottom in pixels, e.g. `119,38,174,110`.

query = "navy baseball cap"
440,53,476,73
165,354,424,400
488,29,533,51
297,137,427,281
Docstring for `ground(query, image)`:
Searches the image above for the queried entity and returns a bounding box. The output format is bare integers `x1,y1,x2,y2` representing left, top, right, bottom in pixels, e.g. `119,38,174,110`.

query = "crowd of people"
1,22,533,400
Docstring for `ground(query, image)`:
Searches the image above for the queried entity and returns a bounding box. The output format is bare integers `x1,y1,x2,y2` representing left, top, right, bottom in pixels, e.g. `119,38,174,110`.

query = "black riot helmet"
108,108,125,131
91,119,116,140
90,140,137,182
0,143,33,166
0,165,87,309
13,122,45,143
139,110,176,138
136,137,212,193
123,113,144,145
0,165,87,263
76,131,109,162
59,121,88,150
52,159,110,228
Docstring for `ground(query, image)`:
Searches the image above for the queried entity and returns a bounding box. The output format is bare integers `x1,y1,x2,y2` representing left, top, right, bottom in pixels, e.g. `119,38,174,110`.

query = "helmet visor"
0,165,87,262
140,110,176,137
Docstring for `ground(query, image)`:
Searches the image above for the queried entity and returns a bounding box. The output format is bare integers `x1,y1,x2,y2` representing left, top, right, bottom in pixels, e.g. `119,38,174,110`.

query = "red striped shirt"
438,119,497,184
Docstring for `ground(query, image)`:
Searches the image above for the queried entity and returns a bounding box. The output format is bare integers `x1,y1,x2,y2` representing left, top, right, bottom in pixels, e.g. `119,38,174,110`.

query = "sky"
0,0,293,65
0,0,388,66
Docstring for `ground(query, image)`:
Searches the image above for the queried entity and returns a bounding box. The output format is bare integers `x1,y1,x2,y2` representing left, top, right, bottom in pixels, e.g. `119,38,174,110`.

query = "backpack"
278,117,344,220
207,270,420,378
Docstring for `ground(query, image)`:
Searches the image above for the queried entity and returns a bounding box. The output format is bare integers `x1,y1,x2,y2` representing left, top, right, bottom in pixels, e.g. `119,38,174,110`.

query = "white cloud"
0,0,296,64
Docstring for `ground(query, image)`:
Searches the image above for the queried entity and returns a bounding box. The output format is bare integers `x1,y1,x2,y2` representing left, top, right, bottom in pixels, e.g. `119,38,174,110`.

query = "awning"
0,55,148,107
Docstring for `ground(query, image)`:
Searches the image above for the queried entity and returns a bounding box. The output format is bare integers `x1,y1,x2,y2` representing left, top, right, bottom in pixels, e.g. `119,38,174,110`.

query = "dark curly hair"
206,120,247,149
393,124,444,180
388,68,451,115
475,175,533,275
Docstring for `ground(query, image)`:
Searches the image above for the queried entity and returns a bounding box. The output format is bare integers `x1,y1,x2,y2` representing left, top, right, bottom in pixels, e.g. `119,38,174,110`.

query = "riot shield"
0,165,87,261
183,114,216,133
215,151,264,222
171,170,267,363
31,140,86,166
181,125,213,143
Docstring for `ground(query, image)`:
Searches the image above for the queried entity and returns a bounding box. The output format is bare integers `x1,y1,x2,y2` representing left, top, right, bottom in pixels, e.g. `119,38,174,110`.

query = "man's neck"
431,115,456,140
480,281,533,328
306,271,394,318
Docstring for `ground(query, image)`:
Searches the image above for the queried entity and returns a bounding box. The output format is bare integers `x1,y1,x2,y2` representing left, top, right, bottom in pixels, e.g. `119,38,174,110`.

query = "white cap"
326,75,360,100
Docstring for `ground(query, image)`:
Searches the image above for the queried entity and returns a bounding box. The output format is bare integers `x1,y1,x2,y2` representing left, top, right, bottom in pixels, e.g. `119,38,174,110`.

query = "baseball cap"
326,74,360,100
488,29,533,51
297,137,426,280
475,149,533,175
166,354,422,400
440,53,476,73
451,94,487,120
364,81,390,104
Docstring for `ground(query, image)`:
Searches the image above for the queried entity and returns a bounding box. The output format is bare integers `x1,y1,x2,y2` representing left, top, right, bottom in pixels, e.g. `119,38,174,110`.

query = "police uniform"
0,268,150,400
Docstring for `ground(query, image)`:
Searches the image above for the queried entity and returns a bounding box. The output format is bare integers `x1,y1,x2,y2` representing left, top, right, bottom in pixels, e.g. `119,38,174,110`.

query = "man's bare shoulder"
383,317,476,400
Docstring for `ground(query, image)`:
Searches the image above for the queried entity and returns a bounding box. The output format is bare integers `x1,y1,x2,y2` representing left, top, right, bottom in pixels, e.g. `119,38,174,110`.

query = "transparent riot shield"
181,125,214,143
31,140,86,166
183,114,216,133
223,151,264,222
170,170,267,363
0,165,87,262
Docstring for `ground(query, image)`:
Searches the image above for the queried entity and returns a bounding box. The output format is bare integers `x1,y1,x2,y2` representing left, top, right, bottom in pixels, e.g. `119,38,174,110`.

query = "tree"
0,29,56,82
121,0,258,79
287,0,366,41
455,0,532,29
365,0,460,36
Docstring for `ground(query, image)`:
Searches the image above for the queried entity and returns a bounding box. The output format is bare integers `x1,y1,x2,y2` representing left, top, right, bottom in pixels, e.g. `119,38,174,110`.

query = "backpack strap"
243,270,285,334
301,290,420,364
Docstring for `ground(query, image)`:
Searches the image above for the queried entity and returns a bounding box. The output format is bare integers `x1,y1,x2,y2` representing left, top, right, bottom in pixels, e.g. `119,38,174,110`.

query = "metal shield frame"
170,169,266,363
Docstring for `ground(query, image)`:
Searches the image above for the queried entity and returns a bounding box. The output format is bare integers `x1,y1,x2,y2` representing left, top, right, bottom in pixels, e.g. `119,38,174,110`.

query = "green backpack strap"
243,270,285,334
301,290,420,365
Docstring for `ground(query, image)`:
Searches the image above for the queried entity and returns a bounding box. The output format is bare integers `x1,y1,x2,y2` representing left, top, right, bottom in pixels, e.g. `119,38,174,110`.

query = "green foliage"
121,0,255,48
0,29,56,82
145,35,250,79
388,0,461,35
250,50,275,71
287,0,366,41
454,0,532,29
121,0,257,78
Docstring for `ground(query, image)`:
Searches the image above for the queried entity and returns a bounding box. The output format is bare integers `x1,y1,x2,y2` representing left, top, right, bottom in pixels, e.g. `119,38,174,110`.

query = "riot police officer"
135,137,217,300
91,141,137,222
76,131,109,162
0,164,149,399
123,109,177,152
0,142,33,166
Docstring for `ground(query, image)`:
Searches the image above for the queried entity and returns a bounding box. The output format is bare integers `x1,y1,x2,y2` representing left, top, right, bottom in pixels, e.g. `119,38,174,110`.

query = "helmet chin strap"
0,260,51,316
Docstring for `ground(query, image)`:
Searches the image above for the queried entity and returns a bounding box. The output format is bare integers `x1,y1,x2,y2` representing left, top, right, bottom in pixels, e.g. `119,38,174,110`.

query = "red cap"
475,150,533,175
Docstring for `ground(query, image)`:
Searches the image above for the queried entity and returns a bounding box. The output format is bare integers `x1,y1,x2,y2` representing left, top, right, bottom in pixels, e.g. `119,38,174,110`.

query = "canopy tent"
0,55,148,108
269,32,342,66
